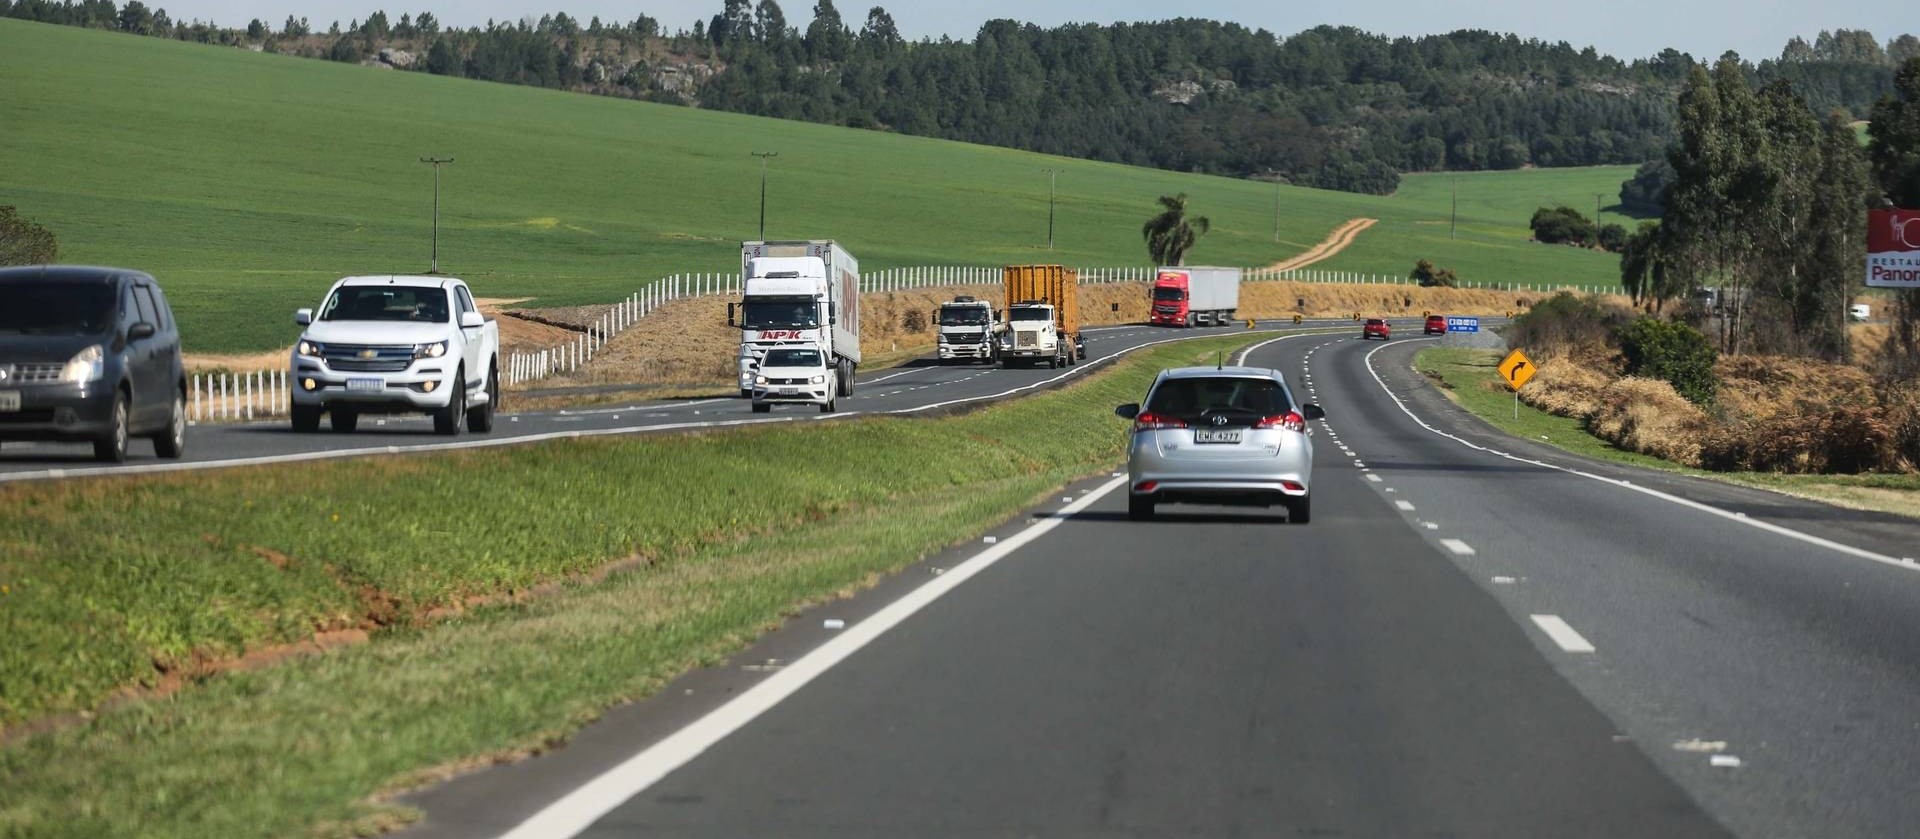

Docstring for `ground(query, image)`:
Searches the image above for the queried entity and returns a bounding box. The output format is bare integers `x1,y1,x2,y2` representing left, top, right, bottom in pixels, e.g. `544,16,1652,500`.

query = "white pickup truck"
289,275,500,435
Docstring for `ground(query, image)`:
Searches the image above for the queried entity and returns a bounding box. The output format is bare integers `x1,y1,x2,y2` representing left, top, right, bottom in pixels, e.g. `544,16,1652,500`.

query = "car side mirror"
727,302,737,327
460,311,485,329
1114,403,1140,420
1301,403,1325,420
294,308,313,326
128,322,156,341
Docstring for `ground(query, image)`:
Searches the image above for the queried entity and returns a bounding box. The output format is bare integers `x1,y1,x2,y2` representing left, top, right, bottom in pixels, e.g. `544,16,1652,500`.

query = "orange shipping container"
1002,264,1081,337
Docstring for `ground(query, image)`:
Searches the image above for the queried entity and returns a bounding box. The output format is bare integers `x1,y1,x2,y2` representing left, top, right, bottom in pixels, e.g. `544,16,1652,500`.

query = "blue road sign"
1447,316,1480,333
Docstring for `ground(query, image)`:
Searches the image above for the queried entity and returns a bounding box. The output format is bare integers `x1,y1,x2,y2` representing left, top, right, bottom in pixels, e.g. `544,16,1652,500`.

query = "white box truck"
729,240,861,397
1149,266,1241,327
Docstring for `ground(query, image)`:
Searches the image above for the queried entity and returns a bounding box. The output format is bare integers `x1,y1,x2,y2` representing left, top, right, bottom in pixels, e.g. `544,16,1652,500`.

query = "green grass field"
3,19,1629,353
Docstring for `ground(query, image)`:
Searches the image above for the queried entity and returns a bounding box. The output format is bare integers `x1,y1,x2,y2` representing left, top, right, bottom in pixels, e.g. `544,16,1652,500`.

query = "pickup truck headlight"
413,341,449,359
62,345,105,384
297,338,323,356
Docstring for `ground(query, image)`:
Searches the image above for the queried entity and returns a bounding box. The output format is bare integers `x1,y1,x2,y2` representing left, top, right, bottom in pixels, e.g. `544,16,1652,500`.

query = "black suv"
0,266,187,462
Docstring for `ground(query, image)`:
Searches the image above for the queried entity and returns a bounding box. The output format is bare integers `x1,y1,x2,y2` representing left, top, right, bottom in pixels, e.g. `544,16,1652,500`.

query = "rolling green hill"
1,19,1630,353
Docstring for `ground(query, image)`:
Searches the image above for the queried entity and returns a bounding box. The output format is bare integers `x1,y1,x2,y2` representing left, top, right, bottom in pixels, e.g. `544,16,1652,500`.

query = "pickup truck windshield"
320,286,449,323
1152,287,1186,301
1009,308,1053,322
0,281,115,335
763,348,824,367
741,299,819,329
939,308,990,326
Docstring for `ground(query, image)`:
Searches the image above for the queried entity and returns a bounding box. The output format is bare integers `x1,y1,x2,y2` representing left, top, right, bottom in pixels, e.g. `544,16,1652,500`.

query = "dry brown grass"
1522,357,1616,419
1587,377,1714,467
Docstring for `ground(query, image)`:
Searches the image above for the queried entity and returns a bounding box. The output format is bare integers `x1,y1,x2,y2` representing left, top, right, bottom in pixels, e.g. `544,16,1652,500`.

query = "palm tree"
1142,193,1210,265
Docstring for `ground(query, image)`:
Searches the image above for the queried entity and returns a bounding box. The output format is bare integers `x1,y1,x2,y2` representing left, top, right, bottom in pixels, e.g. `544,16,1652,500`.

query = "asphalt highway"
396,330,1920,839
0,319,1359,482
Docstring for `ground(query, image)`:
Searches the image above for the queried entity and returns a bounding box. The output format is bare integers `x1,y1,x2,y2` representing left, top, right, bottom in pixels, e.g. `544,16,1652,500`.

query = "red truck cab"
1149,271,1192,326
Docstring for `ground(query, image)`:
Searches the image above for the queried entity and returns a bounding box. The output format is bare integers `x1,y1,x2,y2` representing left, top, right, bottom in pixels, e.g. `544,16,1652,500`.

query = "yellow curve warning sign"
1498,348,1536,390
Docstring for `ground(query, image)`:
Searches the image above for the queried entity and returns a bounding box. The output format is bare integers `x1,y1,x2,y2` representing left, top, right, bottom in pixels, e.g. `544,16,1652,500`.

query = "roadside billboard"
1868,208,1920,288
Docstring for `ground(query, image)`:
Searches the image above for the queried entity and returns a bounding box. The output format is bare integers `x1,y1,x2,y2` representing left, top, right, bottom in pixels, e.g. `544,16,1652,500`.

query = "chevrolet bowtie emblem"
358,349,378,359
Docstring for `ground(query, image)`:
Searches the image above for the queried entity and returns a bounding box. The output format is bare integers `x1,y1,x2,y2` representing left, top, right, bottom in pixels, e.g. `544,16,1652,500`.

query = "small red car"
1425,315,1449,335
1362,318,1391,340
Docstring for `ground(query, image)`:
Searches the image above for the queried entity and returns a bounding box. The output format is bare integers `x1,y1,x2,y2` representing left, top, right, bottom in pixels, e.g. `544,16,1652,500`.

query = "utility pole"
419,156,453,272
1595,193,1605,246
1266,169,1282,243
751,151,778,240
1450,177,1457,241
1041,168,1061,249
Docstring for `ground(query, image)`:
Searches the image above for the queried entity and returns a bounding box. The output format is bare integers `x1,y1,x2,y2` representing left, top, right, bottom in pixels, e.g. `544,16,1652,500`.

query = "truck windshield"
1009,308,1053,321
939,308,990,326
741,299,819,329
320,286,449,323
762,348,824,367
0,281,116,335
1152,287,1186,301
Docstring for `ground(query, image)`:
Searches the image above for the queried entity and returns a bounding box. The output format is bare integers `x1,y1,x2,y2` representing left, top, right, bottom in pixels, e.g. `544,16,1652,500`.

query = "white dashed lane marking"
1530,614,1597,653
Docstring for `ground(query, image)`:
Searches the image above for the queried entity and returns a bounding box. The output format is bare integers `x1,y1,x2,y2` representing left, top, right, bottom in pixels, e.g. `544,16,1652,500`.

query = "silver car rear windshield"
1146,377,1292,418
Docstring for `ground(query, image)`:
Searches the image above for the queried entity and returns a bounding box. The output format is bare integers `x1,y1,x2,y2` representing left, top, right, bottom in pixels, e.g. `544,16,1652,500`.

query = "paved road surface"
394,331,1920,838
0,320,1367,482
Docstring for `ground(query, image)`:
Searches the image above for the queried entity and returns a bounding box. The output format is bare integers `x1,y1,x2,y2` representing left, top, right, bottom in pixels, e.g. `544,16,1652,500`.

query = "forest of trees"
2,0,1912,195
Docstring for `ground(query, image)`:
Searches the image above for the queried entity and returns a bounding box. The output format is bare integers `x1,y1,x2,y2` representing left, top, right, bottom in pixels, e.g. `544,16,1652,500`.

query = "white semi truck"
934,295,1001,364
729,240,861,397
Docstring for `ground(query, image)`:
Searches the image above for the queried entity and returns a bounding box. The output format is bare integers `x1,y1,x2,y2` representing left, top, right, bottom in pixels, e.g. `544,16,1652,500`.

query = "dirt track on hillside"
1263,218,1378,272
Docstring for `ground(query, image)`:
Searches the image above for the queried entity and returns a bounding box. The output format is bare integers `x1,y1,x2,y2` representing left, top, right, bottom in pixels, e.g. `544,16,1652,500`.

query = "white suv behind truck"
290,275,500,435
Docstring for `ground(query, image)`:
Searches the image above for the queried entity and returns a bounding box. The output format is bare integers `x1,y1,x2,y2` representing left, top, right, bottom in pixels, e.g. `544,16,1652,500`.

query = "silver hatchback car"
1115,366,1323,522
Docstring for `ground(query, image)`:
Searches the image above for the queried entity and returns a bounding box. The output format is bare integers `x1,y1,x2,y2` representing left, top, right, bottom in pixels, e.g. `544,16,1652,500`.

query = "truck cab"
935,296,1000,364
1002,301,1076,368
732,241,860,398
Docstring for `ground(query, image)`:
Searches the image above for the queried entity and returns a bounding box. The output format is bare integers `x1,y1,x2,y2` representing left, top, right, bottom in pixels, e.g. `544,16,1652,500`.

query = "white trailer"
730,240,862,397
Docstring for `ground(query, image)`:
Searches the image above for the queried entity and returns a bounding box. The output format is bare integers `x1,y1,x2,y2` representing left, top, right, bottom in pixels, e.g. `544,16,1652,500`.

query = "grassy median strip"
0,333,1277,838
1414,348,1920,518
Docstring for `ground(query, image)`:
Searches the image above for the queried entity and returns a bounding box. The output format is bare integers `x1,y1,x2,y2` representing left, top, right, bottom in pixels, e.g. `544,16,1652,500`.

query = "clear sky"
158,0,1908,63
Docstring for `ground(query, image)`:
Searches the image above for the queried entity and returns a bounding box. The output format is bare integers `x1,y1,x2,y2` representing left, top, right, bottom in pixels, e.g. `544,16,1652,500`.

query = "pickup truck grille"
323,344,413,373
1015,332,1039,349
0,363,64,385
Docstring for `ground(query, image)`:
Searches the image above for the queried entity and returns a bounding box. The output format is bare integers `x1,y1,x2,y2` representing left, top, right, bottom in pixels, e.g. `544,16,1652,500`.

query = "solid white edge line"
1358,340,1915,573
489,474,1130,839
1530,614,1598,653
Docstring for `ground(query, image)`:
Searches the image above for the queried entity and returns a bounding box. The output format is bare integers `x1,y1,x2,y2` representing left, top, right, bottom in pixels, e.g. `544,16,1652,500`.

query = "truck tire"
751,402,770,414
1128,494,1155,521
331,409,359,433
433,366,465,436
820,399,835,413
291,402,321,432
740,388,751,398
466,364,498,433
153,389,186,459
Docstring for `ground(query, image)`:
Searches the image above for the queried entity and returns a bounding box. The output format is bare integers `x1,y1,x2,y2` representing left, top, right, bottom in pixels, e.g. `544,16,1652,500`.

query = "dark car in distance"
0,266,187,462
